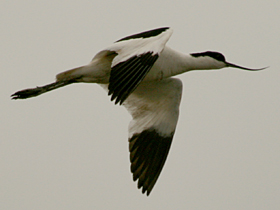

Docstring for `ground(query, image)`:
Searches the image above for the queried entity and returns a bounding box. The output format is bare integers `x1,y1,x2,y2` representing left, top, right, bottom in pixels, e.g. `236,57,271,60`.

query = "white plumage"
11,27,266,195
108,27,172,66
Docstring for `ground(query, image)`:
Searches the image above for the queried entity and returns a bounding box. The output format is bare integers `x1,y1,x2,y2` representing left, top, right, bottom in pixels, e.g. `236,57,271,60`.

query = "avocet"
11,27,266,195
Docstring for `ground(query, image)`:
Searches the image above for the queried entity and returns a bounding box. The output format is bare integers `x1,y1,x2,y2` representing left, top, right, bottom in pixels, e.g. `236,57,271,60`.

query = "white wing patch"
124,78,182,138
107,27,173,67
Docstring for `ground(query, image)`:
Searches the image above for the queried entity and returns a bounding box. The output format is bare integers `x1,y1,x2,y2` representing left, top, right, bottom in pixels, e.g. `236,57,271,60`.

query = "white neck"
158,46,225,78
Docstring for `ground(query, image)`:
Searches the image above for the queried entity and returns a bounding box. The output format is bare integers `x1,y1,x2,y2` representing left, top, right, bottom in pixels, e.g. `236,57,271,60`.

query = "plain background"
1,1,280,209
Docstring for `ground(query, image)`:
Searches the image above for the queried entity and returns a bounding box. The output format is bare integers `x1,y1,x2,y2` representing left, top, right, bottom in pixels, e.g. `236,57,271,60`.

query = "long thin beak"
226,62,268,71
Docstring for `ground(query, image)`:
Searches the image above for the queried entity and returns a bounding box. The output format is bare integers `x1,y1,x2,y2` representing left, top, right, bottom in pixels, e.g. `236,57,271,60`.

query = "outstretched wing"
123,78,183,195
106,27,173,105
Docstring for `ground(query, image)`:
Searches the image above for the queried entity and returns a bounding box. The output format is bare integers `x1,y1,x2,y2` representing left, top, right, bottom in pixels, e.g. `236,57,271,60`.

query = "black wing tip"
129,129,174,196
116,27,170,43
108,91,125,105
141,186,151,196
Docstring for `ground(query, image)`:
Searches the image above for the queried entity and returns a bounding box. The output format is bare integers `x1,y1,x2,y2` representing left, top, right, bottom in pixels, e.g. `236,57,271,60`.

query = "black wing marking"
116,27,169,42
129,129,174,196
108,52,159,105
122,78,183,195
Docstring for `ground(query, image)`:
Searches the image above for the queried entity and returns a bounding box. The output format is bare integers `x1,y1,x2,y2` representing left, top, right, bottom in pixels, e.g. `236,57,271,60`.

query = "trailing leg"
11,78,78,100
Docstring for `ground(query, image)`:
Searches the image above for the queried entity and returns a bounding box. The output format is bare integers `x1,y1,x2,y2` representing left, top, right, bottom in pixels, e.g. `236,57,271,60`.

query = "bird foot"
11,87,43,100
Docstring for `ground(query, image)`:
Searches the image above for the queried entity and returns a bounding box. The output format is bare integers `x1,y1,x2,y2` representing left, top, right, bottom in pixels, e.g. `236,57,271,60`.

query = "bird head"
190,51,267,71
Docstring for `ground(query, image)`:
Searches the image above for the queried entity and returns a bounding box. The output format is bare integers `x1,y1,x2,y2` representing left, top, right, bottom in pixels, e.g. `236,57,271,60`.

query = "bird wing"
122,78,183,195
105,27,173,105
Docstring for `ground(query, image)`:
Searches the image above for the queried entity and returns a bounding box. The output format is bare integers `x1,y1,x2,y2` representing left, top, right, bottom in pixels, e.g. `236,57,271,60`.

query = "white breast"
144,46,191,81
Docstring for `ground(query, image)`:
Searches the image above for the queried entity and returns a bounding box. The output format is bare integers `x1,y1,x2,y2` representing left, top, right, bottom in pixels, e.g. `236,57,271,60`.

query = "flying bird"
11,27,266,196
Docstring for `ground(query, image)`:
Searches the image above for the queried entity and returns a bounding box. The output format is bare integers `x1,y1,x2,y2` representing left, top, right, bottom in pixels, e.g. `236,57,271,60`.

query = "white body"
56,28,225,84
57,46,225,84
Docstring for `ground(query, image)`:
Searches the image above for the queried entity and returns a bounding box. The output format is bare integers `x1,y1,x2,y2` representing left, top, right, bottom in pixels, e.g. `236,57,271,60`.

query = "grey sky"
2,1,280,209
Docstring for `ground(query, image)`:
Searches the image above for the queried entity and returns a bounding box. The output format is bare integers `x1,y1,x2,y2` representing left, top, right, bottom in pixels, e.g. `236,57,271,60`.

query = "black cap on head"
191,51,226,62
191,51,267,71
